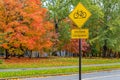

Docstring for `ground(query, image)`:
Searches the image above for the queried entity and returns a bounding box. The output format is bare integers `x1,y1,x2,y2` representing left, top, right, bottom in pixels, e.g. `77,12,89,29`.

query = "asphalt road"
22,69,120,80
82,70,120,80
23,74,79,80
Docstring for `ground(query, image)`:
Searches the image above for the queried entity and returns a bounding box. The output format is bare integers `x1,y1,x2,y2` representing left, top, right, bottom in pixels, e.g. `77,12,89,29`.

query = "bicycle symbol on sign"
73,10,87,19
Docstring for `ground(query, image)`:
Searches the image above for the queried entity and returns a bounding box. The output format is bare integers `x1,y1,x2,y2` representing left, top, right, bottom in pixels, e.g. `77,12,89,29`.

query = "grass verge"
1,64,120,78
0,57,78,69
2,58,120,78
0,68,78,78
82,64,120,73
2,57,120,69
82,58,120,65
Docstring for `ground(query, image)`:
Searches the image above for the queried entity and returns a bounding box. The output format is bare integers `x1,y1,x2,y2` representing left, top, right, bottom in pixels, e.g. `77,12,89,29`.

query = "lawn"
1,57,120,78
82,58,120,73
1,57,120,69
82,58,120,65
0,68,78,78
0,57,79,69
0,57,79,78
82,64,120,73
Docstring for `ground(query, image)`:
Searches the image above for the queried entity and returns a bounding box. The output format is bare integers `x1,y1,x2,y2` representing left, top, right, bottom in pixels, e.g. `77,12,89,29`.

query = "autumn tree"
41,0,92,56
0,0,54,59
41,0,72,54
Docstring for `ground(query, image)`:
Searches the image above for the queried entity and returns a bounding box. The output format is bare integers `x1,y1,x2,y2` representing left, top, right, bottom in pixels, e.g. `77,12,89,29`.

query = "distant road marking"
82,74,120,80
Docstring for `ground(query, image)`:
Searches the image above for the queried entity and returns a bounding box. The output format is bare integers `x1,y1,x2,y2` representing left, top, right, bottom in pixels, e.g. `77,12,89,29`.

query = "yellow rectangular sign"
71,29,89,39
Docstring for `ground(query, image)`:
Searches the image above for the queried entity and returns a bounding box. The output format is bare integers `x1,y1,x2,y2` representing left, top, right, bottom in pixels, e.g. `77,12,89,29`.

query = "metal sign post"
69,2,92,80
79,39,82,80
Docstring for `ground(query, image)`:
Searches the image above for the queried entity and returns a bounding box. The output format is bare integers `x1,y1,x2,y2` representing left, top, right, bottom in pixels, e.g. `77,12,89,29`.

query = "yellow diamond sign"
69,3,91,28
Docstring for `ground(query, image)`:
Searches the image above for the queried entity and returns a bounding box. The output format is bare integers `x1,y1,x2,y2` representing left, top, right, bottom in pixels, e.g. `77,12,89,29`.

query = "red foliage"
63,39,89,54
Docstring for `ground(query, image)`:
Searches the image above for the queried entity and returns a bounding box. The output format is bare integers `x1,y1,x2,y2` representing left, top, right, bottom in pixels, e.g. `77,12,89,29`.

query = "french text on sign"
71,29,89,39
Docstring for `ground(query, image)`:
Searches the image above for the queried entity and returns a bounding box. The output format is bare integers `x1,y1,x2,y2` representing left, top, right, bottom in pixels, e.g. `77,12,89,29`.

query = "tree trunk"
5,49,9,59
55,22,58,33
37,52,40,58
18,54,21,58
102,40,107,58
29,50,32,58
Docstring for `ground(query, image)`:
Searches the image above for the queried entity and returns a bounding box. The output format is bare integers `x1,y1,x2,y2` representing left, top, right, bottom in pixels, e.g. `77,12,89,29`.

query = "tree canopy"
0,0,54,58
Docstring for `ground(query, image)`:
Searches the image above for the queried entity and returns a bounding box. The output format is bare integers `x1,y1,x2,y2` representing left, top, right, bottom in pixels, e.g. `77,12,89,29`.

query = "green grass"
82,64,120,73
0,57,79,69
2,57,120,78
2,57,120,69
2,65,120,78
82,58,120,73
0,68,78,78
82,58,120,65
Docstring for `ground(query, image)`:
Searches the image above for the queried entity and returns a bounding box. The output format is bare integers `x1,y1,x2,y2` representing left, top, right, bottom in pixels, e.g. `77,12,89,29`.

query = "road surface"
82,70,120,80
23,69,120,80
23,74,79,80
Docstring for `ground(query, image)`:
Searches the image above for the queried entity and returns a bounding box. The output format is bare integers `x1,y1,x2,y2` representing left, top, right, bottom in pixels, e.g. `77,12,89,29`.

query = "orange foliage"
0,0,54,54
2,43,9,49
